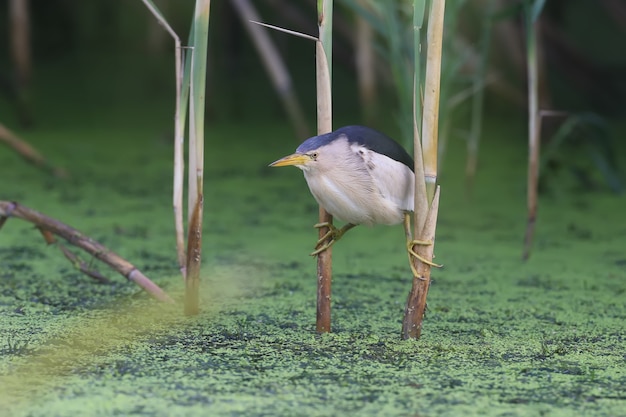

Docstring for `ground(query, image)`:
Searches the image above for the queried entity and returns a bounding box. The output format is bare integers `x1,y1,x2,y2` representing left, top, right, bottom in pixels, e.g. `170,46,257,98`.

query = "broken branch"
0,201,173,302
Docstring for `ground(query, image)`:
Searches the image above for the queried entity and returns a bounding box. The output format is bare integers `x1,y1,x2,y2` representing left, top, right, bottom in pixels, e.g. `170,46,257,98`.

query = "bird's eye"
309,152,319,160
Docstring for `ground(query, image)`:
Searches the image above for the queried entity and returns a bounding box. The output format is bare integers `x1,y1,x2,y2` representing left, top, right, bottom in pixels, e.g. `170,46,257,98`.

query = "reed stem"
315,0,334,334
185,0,211,315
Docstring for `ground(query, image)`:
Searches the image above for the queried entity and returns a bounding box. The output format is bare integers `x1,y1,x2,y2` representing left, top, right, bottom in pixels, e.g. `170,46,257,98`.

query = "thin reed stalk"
315,0,334,334
411,0,428,234
185,0,211,315
522,0,545,261
140,0,188,277
403,0,446,340
420,0,444,205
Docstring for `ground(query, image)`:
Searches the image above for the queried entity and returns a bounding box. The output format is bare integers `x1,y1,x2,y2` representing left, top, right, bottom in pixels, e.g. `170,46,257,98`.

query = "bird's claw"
313,222,337,246
311,222,340,256
402,212,442,275
310,241,336,256
406,239,442,276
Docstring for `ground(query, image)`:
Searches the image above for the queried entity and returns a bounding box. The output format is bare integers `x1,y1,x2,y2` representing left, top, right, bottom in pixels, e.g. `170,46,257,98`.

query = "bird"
269,125,440,274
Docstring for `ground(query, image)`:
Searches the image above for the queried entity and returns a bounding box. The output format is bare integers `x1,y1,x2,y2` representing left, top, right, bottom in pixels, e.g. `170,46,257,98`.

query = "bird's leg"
310,222,357,256
403,213,442,276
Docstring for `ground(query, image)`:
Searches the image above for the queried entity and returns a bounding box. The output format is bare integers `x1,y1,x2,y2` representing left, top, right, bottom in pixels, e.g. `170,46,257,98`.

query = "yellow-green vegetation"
1,56,625,417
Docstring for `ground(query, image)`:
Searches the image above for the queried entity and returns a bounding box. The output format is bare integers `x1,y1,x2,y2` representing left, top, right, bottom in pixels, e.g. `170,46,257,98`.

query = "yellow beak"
269,153,309,167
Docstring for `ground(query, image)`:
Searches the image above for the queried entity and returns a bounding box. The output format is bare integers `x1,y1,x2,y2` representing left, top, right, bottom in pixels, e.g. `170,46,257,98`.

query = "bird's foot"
310,222,354,256
406,239,442,276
